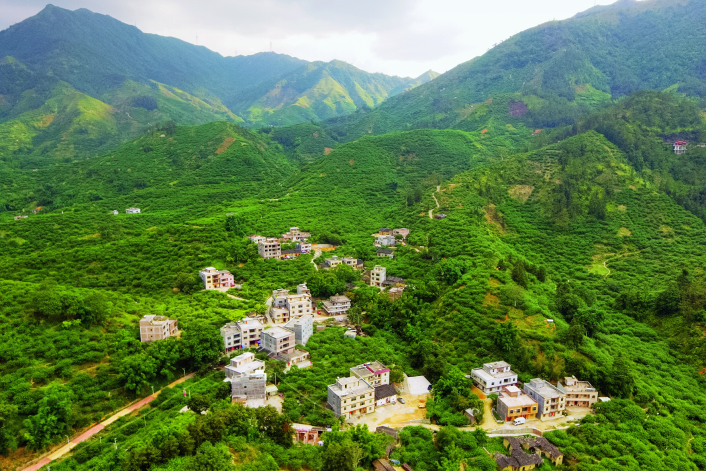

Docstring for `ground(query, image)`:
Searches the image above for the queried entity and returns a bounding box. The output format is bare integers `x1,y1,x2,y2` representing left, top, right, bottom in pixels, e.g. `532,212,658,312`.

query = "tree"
174,272,202,295
348,306,363,326
588,192,607,219
609,354,635,398
181,321,223,371
322,439,363,471
389,365,405,383
0,403,18,455
511,262,528,288
186,441,236,471
23,383,74,450
254,405,292,447
187,394,211,414
565,318,586,348
655,283,681,316
493,322,518,352
501,284,525,308
119,353,158,393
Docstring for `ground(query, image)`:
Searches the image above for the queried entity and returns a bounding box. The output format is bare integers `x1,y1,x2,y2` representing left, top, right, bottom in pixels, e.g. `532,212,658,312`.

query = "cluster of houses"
470,361,598,424
371,228,409,259
327,361,398,418
672,140,706,155
248,227,312,260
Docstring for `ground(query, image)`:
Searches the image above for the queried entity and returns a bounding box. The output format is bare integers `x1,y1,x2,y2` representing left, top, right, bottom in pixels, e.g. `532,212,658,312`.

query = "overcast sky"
2,0,621,78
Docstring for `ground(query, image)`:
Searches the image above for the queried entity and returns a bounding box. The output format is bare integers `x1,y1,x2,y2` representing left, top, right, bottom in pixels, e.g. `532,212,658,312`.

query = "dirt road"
429,185,440,219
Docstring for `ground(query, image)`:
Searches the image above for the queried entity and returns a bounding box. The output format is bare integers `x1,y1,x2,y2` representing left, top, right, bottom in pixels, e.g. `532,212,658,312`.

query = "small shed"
344,330,357,339
266,384,279,396
464,408,477,425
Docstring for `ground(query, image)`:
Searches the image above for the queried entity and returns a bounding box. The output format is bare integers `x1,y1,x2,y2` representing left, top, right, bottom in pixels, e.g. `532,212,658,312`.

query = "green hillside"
322,0,706,139
232,61,437,127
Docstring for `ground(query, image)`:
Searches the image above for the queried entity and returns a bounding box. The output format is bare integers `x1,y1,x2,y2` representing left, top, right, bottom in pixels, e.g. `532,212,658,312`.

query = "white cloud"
1,0,627,77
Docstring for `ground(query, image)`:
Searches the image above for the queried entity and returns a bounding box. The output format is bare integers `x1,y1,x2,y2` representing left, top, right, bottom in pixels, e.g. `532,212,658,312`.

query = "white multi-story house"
524,378,566,420
139,315,178,342
224,352,267,403
270,284,313,323
199,267,235,289
258,238,281,259
322,295,351,315
327,377,376,418
281,227,311,242
284,314,314,345
296,242,312,253
220,318,264,351
111,210,119,215
560,376,597,409
370,265,387,287
350,361,390,387
247,234,266,243
470,361,519,394
375,234,396,247
125,208,141,214
261,327,295,355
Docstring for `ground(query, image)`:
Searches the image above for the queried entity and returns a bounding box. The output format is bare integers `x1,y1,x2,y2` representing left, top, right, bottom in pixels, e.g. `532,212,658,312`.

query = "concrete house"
261,327,295,355
496,386,538,423
393,228,409,240
370,265,387,287
220,318,263,351
350,361,390,387
281,227,311,242
470,361,519,394
14,215,28,220
270,284,313,323
247,234,266,243
224,353,267,403
674,140,687,155
111,210,119,215
258,238,281,259
524,378,566,420
375,234,396,247
378,228,393,236
139,315,178,342
284,314,314,346
269,349,311,369
377,248,394,259
125,208,141,214
374,384,397,407
296,242,312,253
322,295,351,315
199,267,235,289
561,376,598,408
327,377,376,418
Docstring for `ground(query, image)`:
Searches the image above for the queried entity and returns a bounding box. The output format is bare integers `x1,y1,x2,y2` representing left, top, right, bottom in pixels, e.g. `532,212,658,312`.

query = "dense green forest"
6,0,706,470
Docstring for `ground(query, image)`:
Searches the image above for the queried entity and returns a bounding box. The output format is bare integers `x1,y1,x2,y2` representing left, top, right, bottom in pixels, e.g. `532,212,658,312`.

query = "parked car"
513,417,526,426
398,397,405,404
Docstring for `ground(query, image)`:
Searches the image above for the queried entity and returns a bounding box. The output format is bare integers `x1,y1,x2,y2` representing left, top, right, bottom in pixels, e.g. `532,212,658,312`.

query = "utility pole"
114,439,117,450
183,368,186,378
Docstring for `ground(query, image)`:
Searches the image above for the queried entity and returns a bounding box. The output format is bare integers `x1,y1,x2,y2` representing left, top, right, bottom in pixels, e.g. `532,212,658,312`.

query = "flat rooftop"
263,327,293,339
329,378,374,398
526,379,564,398
472,367,516,382
500,393,537,408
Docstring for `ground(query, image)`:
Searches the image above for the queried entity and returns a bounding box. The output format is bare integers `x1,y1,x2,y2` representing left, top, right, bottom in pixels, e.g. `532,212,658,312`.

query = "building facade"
220,318,264,351
370,265,387,287
270,285,313,323
199,267,235,289
350,361,390,387
377,248,394,259
322,295,351,315
284,314,314,345
375,234,396,247
125,208,141,214
139,315,178,342
561,376,598,408
261,327,295,355
524,378,566,420
374,384,397,407
224,353,267,403
470,361,519,394
327,377,376,417
496,386,538,422
258,238,281,259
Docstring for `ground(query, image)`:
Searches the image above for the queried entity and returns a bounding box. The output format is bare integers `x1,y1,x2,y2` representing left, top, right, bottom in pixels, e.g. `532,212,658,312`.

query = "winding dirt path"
429,185,441,219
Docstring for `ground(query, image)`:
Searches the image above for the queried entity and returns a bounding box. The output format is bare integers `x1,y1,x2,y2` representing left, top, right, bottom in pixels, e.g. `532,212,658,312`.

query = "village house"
199,267,235,289
321,256,363,270
378,228,393,236
350,361,390,387
327,376,376,418
139,315,178,342
281,227,311,242
470,361,519,394
377,248,394,259
270,284,313,323
111,210,118,215
258,238,281,259
674,140,688,155
220,317,264,351
296,242,312,253
393,228,409,240
224,352,267,403
560,376,598,408
247,234,266,243
344,329,357,339
370,265,387,287
375,384,398,407
388,286,405,301
524,378,566,420
375,234,396,247
281,249,303,259
284,314,314,345
268,349,311,369
261,327,295,355
322,295,351,315
125,208,141,214
496,386,538,423
464,408,477,424
14,215,28,220
504,436,564,467
435,214,447,219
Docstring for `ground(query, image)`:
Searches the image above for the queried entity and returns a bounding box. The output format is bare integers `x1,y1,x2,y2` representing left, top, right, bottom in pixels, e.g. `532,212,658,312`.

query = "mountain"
230,61,437,127
0,4,434,159
322,0,706,139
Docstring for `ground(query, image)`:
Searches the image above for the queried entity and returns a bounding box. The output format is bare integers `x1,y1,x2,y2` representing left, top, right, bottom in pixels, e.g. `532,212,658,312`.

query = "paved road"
22,374,196,471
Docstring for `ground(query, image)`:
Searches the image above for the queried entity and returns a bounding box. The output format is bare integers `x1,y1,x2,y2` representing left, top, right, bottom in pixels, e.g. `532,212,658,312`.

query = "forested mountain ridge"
322,0,706,139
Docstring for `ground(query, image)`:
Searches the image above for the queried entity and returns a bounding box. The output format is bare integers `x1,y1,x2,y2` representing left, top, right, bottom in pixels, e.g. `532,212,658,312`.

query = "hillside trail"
21,373,196,471
429,185,441,219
